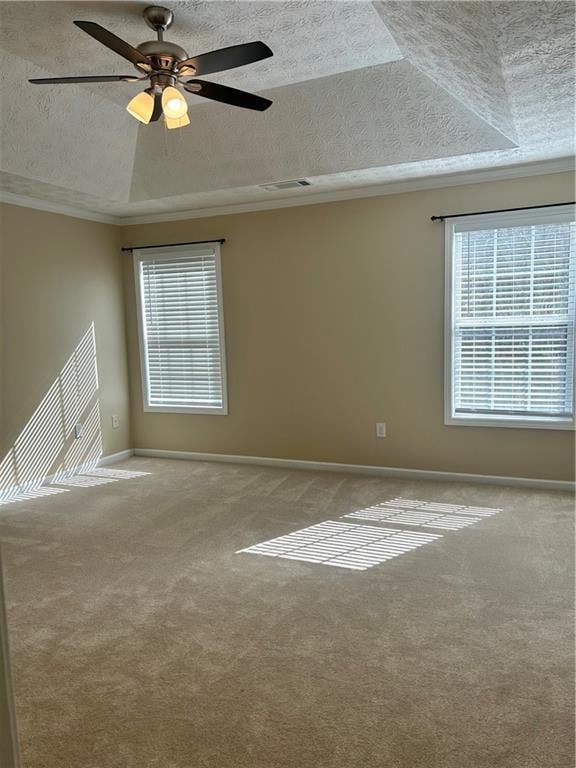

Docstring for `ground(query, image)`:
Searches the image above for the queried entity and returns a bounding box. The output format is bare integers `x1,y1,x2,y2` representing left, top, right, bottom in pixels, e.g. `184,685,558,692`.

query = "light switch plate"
111,415,119,429
376,422,386,438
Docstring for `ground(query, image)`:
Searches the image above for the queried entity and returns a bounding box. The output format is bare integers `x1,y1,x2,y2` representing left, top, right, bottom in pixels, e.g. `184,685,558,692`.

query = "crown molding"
0,190,117,225
0,158,573,227
118,158,575,225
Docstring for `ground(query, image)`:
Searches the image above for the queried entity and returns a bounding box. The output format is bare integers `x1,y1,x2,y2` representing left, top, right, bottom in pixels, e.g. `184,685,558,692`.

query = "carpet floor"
0,457,573,768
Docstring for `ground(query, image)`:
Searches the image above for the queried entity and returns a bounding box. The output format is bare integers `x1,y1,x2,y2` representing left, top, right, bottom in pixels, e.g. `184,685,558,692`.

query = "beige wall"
0,204,131,482
122,172,574,482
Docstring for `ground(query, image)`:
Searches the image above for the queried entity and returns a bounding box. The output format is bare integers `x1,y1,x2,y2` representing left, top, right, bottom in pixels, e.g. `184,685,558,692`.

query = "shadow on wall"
0,324,103,501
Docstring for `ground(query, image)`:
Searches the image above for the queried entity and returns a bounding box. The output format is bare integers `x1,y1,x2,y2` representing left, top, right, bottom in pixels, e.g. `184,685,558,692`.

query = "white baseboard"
99,449,134,466
133,448,575,492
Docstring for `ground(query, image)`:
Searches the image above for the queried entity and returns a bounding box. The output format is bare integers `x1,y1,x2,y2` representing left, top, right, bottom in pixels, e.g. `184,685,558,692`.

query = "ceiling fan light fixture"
165,113,191,130
162,86,188,118
126,90,155,124
29,9,274,123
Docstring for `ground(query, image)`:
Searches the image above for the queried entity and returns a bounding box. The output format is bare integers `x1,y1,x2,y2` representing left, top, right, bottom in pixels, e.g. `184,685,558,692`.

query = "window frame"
444,206,576,430
133,243,229,415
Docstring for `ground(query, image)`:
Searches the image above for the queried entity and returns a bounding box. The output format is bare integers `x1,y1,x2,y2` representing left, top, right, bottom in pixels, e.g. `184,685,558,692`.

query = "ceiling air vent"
259,179,312,192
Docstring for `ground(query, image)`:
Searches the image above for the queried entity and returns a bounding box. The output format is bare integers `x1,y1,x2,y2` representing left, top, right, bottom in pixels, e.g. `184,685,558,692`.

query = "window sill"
445,414,575,430
143,404,228,415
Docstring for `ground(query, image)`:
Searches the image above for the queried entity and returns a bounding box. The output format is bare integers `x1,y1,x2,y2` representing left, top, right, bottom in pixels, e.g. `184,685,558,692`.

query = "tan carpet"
0,458,573,768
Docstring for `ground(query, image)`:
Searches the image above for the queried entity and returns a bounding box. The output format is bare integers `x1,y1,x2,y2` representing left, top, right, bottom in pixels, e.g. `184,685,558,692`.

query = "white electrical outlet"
111,415,119,429
376,422,386,438
74,423,83,439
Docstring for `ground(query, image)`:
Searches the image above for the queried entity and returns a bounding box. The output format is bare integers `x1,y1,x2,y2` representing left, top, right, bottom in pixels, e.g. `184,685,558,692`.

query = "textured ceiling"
0,1,573,217
0,2,401,104
374,1,517,141
130,60,513,200
0,47,138,201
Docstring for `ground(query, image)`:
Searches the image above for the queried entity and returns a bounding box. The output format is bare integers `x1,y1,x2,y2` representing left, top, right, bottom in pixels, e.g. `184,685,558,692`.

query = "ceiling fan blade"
74,21,151,70
29,75,141,84
178,41,273,76
183,80,272,111
150,92,163,122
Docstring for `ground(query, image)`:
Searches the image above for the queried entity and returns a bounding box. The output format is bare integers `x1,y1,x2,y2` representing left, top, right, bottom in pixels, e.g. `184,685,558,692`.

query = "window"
445,207,576,429
134,243,227,414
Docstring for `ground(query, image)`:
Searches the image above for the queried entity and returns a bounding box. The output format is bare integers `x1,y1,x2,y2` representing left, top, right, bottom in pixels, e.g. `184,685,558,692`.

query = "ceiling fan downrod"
142,5,174,36
137,6,190,75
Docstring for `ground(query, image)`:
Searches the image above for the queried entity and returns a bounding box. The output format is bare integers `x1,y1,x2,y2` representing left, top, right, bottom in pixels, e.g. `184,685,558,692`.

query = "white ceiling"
0,1,573,219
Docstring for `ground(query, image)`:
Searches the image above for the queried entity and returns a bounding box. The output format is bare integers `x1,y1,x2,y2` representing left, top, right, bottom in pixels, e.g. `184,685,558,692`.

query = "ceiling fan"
29,5,274,130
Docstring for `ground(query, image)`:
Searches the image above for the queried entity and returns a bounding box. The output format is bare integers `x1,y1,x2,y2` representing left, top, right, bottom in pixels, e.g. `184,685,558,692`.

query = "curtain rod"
121,238,226,252
430,201,575,222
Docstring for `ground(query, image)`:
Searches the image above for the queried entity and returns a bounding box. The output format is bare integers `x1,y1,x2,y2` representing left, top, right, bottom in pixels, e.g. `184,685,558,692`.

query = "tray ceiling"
0,1,573,218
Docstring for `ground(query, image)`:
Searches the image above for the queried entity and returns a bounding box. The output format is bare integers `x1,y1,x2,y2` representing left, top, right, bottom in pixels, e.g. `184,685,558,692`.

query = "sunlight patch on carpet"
237,520,442,571
379,499,501,516
52,467,152,489
83,468,151,480
0,487,69,506
344,498,501,530
345,507,480,530
53,475,119,487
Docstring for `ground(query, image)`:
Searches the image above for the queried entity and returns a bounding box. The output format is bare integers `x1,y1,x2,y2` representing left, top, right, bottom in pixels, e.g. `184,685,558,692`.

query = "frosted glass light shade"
165,113,191,130
162,87,188,119
126,91,155,124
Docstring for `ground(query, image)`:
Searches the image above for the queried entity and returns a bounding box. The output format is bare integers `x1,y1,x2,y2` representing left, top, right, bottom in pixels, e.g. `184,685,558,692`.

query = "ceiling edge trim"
119,158,575,225
0,190,117,225
0,159,573,226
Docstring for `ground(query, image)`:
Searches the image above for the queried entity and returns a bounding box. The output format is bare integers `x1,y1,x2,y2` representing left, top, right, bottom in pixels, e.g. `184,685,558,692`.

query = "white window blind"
134,244,227,414
446,210,576,428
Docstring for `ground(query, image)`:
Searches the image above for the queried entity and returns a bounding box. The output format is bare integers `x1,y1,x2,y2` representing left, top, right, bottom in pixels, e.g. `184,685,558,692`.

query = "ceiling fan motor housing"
138,7,193,76
137,40,191,75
